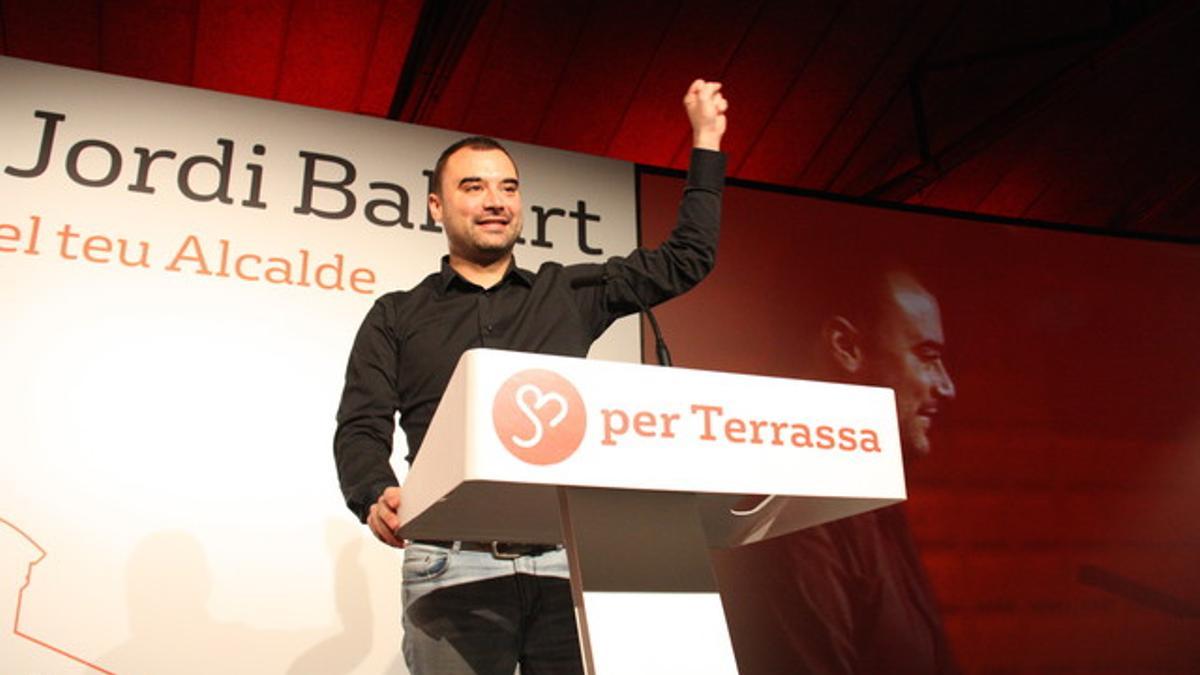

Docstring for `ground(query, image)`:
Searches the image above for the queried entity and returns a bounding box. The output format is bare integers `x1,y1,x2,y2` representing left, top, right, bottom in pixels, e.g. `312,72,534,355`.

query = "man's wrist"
354,480,398,523
693,131,722,152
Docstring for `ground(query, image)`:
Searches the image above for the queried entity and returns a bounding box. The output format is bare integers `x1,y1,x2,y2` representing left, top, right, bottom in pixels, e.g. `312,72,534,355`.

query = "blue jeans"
401,543,583,675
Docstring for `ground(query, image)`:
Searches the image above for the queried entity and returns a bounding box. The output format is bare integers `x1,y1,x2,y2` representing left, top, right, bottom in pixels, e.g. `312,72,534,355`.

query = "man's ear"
428,191,443,224
823,316,865,374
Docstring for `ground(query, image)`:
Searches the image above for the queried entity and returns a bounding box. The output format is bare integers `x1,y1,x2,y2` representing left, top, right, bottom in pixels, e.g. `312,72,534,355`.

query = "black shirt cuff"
688,148,726,191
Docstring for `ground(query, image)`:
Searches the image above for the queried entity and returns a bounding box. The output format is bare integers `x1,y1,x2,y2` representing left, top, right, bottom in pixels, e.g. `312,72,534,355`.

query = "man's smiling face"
863,274,956,458
429,147,523,266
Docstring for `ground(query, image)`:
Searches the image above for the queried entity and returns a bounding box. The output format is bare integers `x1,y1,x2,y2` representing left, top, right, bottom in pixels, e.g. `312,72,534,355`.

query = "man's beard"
468,227,521,262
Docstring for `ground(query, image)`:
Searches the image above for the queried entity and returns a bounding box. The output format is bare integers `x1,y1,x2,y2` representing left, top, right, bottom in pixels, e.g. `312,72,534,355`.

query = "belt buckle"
490,541,523,560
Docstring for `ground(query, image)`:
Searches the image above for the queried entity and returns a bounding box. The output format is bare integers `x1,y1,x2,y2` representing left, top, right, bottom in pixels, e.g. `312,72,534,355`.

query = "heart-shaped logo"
493,369,586,465
510,384,569,449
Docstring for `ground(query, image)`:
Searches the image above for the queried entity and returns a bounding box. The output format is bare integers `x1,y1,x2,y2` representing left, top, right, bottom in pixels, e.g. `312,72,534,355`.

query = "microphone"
570,264,673,367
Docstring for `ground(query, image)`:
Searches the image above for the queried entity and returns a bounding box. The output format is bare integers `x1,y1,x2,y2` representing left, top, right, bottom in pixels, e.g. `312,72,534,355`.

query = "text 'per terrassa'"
601,404,883,452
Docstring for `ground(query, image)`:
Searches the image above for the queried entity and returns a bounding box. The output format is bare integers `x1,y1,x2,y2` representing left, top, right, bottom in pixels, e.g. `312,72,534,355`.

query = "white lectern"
397,349,905,674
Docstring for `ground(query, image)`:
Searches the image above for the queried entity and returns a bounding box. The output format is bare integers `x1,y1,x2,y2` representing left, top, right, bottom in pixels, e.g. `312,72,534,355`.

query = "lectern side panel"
585,593,739,674
558,487,718,593
398,482,563,544
557,486,738,674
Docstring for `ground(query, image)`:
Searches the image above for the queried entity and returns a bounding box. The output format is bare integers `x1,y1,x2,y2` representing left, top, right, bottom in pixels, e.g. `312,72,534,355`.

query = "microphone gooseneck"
571,264,673,367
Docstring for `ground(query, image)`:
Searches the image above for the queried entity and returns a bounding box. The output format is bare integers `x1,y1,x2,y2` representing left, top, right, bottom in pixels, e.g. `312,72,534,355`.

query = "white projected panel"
0,56,639,674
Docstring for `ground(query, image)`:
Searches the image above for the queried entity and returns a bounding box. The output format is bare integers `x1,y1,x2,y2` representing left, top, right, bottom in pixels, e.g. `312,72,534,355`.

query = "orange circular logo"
492,369,586,465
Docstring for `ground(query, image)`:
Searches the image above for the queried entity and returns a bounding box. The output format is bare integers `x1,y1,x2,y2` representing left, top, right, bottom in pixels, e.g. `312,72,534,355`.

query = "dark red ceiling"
2,0,1197,239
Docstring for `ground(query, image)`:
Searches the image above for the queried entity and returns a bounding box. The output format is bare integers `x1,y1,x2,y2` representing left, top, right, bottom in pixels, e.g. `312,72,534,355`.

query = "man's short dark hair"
430,136,517,196
794,234,942,359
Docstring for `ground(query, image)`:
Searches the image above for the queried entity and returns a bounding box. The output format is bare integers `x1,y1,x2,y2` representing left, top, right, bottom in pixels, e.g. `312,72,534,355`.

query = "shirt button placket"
479,294,494,345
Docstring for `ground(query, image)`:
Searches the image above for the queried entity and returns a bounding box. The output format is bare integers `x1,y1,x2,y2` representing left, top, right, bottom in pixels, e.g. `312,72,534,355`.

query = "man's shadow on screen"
101,521,379,674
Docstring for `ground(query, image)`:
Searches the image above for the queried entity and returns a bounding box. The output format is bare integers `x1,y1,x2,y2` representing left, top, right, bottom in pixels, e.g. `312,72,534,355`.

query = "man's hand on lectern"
368,486,405,548
685,79,728,152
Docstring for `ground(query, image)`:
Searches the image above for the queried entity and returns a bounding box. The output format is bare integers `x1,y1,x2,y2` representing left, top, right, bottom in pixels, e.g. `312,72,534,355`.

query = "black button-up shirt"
334,149,724,521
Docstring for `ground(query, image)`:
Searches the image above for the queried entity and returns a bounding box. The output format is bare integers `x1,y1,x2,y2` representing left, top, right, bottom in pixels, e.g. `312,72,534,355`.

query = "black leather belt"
412,540,559,560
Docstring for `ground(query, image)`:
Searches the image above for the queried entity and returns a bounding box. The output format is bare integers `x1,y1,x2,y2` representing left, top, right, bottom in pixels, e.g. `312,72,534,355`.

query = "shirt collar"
438,255,534,293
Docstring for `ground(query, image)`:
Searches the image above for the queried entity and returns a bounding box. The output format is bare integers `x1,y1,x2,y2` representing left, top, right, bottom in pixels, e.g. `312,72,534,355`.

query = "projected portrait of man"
714,263,961,675
821,268,956,458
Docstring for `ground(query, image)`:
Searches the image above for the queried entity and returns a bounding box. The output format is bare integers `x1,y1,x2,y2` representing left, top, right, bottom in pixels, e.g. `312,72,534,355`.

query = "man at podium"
334,80,728,674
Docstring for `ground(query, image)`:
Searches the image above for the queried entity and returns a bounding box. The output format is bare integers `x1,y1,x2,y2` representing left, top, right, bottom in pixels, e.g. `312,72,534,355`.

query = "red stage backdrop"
638,170,1200,674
